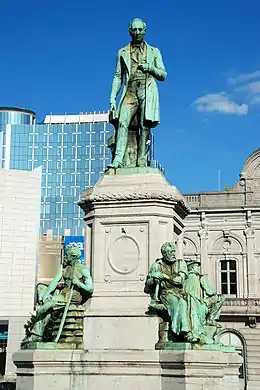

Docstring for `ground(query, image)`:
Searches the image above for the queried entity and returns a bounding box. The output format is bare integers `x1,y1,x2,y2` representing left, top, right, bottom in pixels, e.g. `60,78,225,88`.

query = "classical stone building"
183,149,260,390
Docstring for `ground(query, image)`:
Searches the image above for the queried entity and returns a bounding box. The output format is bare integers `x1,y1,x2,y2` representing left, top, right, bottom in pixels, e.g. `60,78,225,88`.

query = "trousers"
114,79,150,167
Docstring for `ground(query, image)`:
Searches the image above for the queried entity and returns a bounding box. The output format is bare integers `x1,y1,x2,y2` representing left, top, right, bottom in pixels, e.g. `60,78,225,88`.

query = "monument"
13,18,241,390
108,17,166,168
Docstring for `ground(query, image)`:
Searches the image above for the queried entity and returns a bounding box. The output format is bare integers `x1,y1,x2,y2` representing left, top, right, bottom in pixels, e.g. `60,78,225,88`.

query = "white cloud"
193,93,248,116
193,69,260,115
228,70,260,86
235,81,260,105
236,80,260,94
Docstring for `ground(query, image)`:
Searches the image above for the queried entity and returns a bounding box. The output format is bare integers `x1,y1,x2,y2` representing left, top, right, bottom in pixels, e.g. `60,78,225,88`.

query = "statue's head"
129,18,146,44
64,245,81,265
161,242,176,263
187,260,201,275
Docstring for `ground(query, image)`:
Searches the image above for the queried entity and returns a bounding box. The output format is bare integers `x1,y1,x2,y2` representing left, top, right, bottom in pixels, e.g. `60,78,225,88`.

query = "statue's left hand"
138,62,150,73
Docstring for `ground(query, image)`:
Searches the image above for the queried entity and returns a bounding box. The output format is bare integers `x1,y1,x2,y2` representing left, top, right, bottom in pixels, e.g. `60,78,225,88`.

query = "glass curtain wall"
8,121,112,235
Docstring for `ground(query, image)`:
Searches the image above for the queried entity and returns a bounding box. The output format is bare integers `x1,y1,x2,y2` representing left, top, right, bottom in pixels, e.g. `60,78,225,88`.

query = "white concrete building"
184,149,260,390
0,168,41,377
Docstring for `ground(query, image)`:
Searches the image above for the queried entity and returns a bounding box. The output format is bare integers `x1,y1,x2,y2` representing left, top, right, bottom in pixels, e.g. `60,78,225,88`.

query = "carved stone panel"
108,235,140,275
103,223,148,282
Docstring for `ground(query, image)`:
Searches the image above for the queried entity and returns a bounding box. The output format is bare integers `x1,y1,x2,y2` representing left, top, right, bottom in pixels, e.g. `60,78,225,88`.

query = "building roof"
240,149,260,178
0,107,35,116
43,112,109,124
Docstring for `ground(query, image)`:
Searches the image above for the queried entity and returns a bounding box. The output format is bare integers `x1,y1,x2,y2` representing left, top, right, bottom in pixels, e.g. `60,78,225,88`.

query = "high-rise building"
0,108,113,236
0,107,160,237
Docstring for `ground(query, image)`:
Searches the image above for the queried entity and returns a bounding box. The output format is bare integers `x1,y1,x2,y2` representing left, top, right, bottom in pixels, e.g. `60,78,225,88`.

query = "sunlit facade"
0,107,35,125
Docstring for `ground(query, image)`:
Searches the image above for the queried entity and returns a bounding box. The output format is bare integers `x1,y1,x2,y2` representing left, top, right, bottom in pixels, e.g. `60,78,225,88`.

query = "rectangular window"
220,260,237,297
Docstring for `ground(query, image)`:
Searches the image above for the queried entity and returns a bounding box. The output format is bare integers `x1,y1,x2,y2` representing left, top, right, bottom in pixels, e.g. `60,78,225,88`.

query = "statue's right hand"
110,102,116,112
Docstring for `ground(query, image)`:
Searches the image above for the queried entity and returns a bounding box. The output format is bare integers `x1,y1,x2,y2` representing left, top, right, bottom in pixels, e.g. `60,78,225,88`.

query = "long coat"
110,42,167,128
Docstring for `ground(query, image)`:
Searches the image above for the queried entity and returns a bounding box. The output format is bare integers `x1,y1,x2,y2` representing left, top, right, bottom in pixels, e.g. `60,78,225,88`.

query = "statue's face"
162,244,176,263
65,246,80,265
65,254,77,266
129,19,146,43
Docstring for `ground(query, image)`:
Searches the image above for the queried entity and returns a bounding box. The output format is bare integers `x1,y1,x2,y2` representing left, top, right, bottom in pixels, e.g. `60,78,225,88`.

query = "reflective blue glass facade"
1,112,113,236
0,108,160,236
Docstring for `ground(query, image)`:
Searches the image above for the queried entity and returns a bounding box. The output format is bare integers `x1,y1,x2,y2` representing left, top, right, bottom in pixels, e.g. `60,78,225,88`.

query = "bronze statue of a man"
22,246,93,345
144,242,191,339
108,18,167,169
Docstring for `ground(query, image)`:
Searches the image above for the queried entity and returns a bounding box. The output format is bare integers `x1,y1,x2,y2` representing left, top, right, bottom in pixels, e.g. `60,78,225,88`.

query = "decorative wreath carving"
78,190,189,212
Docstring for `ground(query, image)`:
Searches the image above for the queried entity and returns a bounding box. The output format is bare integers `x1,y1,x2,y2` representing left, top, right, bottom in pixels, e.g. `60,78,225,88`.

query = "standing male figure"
108,18,167,169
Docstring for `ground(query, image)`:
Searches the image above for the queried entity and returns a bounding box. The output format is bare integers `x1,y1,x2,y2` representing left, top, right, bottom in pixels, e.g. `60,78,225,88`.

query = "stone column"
198,217,209,277
176,231,184,259
242,253,248,298
244,225,256,298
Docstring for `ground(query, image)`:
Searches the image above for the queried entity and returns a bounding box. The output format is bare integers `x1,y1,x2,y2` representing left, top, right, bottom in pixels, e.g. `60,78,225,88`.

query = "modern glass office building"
0,107,160,236
0,108,113,235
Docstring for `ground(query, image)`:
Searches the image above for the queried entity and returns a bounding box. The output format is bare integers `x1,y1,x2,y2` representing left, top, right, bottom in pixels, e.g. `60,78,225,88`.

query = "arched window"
220,260,237,297
220,331,246,389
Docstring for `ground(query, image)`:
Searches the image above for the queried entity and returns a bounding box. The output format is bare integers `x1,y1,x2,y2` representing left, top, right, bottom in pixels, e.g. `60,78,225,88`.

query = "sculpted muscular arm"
72,266,94,296
145,262,161,287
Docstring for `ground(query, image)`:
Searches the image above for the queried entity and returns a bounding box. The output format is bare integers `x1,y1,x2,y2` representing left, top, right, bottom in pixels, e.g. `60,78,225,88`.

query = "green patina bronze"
144,242,225,349
105,166,162,175
21,246,93,349
108,17,166,169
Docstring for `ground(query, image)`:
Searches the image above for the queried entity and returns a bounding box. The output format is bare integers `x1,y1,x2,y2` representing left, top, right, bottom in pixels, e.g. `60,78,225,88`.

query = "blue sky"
1,0,260,193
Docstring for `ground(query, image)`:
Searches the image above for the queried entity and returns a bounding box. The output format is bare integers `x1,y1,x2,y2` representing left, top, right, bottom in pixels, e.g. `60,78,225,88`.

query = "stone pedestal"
159,348,241,390
13,347,241,390
78,168,189,351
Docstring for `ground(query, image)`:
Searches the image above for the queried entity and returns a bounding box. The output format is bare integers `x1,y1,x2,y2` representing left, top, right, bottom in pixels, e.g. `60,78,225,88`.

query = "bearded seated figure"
144,242,225,346
22,246,93,346
144,242,192,344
